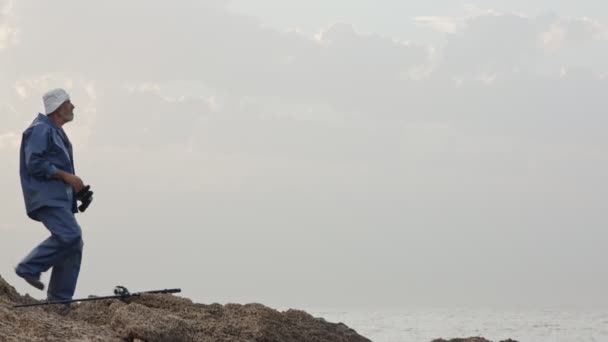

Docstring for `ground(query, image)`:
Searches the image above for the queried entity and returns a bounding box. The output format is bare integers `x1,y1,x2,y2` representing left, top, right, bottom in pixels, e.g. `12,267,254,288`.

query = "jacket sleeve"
23,126,58,180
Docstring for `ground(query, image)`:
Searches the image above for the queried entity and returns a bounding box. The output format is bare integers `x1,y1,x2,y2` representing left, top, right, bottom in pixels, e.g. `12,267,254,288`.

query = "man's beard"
61,111,74,122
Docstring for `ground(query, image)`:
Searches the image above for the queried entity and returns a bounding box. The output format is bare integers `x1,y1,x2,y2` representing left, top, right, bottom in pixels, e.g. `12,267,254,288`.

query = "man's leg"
47,238,83,301
16,206,83,299
15,235,65,290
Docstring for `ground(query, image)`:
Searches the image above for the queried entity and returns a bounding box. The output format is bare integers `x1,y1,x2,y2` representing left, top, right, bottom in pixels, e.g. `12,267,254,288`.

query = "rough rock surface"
0,274,371,342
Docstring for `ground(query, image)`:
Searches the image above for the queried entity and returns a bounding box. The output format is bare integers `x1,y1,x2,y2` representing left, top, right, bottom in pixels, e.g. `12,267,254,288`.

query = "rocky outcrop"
0,274,371,342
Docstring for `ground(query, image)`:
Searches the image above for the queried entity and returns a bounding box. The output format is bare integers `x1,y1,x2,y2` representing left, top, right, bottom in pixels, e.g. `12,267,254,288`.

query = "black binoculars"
76,185,94,212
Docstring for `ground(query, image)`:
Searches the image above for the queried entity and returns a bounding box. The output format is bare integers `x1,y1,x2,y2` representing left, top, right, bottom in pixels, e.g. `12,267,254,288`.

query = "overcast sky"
1,0,607,310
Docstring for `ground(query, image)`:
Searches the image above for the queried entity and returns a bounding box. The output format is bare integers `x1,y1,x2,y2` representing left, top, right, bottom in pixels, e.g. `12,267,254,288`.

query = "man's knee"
75,237,84,251
70,236,84,252
56,235,83,250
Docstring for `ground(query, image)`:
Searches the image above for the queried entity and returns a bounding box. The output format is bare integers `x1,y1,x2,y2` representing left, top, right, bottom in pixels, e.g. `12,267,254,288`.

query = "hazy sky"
1,0,607,310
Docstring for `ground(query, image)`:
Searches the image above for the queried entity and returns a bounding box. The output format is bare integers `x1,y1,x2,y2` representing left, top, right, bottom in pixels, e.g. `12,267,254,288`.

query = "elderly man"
15,88,92,302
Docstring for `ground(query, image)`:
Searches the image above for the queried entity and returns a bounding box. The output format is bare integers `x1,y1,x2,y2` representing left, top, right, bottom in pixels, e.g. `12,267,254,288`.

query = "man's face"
58,100,75,122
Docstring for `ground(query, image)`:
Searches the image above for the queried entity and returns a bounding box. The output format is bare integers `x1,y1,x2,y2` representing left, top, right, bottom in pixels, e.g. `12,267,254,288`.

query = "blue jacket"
20,114,77,220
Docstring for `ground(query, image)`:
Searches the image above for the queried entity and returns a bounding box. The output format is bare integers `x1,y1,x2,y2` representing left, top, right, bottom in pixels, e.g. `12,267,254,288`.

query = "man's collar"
37,113,61,130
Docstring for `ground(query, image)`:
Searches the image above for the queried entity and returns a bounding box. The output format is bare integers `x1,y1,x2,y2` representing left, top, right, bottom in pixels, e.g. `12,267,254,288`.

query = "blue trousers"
16,206,83,301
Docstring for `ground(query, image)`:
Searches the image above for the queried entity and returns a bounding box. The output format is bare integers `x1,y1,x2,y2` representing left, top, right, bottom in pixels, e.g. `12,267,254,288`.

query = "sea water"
306,308,608,342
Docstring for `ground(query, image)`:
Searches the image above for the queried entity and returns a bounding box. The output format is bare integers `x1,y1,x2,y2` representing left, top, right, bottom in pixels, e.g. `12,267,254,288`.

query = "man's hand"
54,170,85,193
65,174,85,193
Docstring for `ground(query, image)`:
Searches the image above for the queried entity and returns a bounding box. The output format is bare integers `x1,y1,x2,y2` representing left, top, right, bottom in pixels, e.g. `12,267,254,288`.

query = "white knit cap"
43,88,71,115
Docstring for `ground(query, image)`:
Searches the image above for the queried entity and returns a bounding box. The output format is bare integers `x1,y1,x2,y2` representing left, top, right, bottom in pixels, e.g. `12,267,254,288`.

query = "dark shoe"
44,295,74,315
43,303,72,316
15,268,45,291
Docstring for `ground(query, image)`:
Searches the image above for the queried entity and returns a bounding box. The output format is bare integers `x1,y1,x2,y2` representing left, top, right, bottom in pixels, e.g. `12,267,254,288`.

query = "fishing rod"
13,286,181,308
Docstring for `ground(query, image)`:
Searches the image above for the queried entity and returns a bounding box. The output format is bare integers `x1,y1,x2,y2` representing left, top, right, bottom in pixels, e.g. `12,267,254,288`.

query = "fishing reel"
113,286,131,297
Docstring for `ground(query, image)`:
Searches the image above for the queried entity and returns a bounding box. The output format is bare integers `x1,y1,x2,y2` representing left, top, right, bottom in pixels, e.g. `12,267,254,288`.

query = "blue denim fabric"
16,206,83,301
20,113,77,220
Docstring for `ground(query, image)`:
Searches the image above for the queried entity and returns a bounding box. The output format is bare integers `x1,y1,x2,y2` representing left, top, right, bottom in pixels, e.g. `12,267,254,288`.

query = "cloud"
2,3,605,152
413,7,608,78
0,0,18,49
414,16,465,34
14,74,75,99
541,17,608,51
2,1,430,115
439,14,549,76
4,3,605,148
414,5,508,35
2,1,608,307
0,131,19,150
